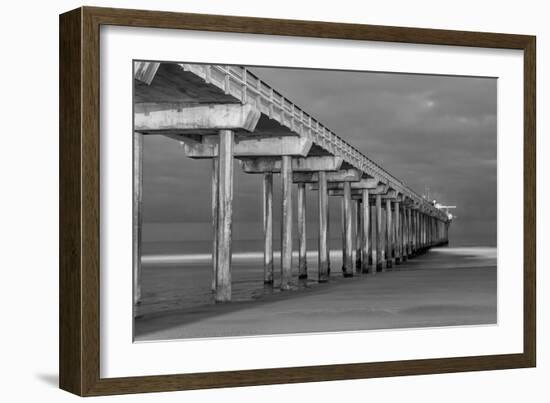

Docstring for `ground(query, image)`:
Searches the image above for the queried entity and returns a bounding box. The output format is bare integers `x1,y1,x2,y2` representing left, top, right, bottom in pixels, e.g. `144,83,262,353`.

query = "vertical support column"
318,171,329,282
211,158,219,291
418,211,422,252
420,212,426,253
369,200,375,270
426,215,432,248
341,197,345,273
418,212,424,253
376,194,383,272
327,198,331,276
297,182,307,279
356,199,362,272
343,181,353,277
424,213,428,250
394,200,401,264
411,209,416,257
407,208,412,257
385,198,393,268
133,132,143,308
263,172,274,284
361,189,370,274
216,129,234,302
280,155,293,290
402,207,408,262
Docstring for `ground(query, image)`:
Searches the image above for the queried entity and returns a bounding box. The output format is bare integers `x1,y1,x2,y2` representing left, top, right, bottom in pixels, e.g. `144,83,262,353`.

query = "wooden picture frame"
59,6,536,396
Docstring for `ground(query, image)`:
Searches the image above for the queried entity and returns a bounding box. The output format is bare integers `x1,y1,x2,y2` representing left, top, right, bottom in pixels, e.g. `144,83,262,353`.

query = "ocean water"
137,241,497,318
138,239,352,317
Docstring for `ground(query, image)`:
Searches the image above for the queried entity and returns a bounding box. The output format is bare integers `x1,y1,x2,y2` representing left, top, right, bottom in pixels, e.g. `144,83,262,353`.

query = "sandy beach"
135,246,496,341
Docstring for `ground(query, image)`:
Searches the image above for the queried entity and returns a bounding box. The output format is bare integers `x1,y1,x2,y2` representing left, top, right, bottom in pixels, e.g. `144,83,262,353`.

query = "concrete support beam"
133,132,143,309
215,130,234,302
297,182,307,279
310,177,379,191
183,135,313,158
134,61,160,85
361,189,370,274
385,198,393,269
241,156,343,173
293,169,362,183
328,189,363,198
263,173,274,284
280,155,293,290
318,171,329,282
135,103,261,134
343,182,353,277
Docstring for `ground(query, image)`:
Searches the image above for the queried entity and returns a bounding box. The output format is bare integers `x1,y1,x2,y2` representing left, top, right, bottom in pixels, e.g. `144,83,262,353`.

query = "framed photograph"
59,6,536,396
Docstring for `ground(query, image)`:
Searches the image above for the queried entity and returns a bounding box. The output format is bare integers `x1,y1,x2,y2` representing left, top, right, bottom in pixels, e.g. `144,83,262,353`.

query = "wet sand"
135,246,496,341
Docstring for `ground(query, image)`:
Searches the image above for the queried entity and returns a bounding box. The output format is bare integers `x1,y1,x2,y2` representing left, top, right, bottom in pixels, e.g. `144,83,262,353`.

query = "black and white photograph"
132,61,497,341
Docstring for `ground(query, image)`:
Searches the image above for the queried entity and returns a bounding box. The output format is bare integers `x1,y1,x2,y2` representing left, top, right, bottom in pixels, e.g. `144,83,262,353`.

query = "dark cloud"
142,65,497,247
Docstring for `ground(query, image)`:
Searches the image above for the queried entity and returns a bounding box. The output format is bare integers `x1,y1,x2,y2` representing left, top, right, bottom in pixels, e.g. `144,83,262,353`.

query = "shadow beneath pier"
135,271,382,340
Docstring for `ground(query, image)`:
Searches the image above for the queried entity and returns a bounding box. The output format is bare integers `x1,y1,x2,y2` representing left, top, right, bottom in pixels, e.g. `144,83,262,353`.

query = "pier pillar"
395,200,401,264
297,182,307,279
356,199,362,273
417,210,422,252
385,198,393,268
343,181,353,277
376,194,383,272
401,207,408,262
133,132,143,308
413,210,417,253
327,198,331,276
211,158,219,291
280,155,293,290
318,171,329,282
215,129,234,302
406,207,412,257
263,172,274,284
369,201,376,272
361,189,370,273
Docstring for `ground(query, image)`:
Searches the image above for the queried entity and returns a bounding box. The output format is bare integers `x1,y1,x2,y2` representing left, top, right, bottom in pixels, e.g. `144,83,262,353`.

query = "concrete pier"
385,198,393,268
376,194,383,272
211,158,219,291
297,182,307,279
133,61,453,305
361,189,370,273
263,172,274,284
215,130,234,302
280,155,293,290
343,181,353,277
133,132,143,306
318,171,329,282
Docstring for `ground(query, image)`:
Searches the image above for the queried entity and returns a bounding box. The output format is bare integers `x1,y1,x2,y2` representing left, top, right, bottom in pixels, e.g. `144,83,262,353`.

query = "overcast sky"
141,65,497,247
